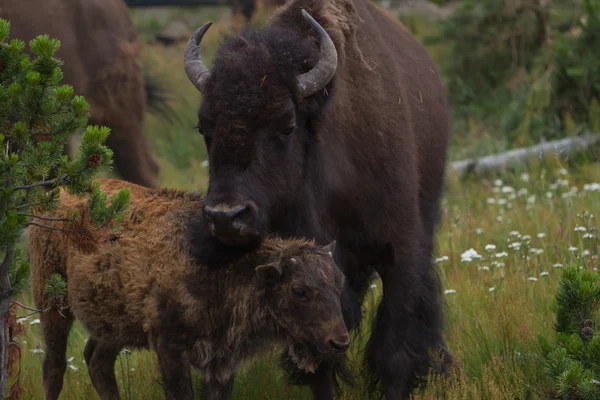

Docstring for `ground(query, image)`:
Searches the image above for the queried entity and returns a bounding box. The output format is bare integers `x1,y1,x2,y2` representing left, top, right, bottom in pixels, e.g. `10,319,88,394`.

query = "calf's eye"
292,287,306,298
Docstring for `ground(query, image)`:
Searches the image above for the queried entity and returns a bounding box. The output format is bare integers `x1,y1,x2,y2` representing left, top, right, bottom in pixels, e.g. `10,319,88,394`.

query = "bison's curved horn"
296,10,338,98
184,22,213,93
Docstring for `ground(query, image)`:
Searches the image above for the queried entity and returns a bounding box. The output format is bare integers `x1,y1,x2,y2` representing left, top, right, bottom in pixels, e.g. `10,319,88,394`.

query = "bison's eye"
282,126,295,137
292,287,307,299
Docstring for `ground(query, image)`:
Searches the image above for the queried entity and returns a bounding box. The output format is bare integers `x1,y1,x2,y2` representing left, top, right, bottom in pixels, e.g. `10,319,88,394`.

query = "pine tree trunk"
0,248,14,400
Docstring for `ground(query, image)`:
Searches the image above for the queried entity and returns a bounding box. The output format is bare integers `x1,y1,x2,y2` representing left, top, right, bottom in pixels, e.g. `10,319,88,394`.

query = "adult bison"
184,0,453,397
0,0,162,188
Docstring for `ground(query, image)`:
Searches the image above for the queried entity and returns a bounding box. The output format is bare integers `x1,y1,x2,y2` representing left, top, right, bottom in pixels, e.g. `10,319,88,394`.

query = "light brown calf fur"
29,179,349,400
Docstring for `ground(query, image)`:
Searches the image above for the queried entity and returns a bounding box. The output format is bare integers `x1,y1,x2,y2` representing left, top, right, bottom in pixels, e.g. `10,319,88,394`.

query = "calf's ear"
322,240,336,257
256,263,283,283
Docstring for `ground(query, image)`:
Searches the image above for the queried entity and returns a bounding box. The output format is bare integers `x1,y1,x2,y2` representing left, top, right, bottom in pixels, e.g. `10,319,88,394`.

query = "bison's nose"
203,202,257,245
330,333,350,352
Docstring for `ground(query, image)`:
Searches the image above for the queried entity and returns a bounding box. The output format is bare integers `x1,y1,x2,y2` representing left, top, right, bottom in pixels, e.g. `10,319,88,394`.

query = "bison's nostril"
202,202,257,244
330,335,350,351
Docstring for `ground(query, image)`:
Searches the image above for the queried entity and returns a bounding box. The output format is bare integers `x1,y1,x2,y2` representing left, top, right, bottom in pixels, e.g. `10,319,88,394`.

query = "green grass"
9,8,600,400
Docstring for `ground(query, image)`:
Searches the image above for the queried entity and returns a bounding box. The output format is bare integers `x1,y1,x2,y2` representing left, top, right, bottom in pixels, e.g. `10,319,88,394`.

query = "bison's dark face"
256,240,349,354
184,12,337,246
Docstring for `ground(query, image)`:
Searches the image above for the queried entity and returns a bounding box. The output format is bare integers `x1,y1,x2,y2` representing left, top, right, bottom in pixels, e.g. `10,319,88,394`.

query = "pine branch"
9,301,42,314
25,222,71,233
11,175,68,191
18,213,70,222
14,203,47,210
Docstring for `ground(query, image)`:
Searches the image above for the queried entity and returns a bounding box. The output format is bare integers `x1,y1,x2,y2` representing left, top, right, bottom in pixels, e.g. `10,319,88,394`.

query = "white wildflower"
501,186,515,193
508,193,517,201
478,266,490,271
583,183,600,192
435,256,449,263
562,192,576,199
568,246,578,252
527,195,536,204
540,272,549,277
509,242,521,250
444,289,456,295
461,248,482,262
201,160,209,168
527,277,538,282
520,173,530,182
30,348,44,354
517,188,528,197
529,248,544,255
537,233,546,238
487,198,497,205
69,365,78,372
489,287,496,292
575,226,587,232
558,179,569,187
550,183,559,190
553,263,564,268
498,198,507,205
370,284,377,289
546,192,553,199
509,231,520,236
30,319,40,325
475,228,484,235
584,233,596,239
495,252,508,258
492,261,505,267
497,216,504,223
494,179,503,187
523,235,532,241
560,168,568,176
583,250,591,256
485,244,496,252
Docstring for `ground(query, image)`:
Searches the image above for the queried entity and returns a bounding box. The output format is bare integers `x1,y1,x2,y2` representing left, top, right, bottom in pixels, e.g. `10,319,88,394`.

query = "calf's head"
256,240,349,354
185,10,337,245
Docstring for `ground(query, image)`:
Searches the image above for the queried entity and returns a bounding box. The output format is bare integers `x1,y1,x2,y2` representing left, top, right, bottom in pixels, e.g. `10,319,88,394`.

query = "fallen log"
450,133,600,179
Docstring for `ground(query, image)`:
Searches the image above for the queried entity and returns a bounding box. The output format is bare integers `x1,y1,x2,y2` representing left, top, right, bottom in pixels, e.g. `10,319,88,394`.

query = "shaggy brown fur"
29,179,348,400
191,0,453,398
0,0,160,188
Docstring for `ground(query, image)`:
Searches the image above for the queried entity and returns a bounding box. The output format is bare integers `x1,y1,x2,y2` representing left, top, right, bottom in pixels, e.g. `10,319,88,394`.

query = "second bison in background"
29,179,348,400
0,0,162,188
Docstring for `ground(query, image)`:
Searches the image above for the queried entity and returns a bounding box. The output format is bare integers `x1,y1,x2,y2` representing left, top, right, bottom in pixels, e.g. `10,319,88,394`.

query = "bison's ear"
256,263,283,283
322,240,336,257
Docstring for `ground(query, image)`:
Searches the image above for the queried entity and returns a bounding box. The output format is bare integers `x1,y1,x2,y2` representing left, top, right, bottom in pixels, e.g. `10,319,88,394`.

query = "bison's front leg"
201,376,234,400
155,335,195,400
366,263,447,400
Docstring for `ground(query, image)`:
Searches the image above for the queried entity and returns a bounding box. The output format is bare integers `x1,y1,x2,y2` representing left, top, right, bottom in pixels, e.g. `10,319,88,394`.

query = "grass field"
8,6,600,400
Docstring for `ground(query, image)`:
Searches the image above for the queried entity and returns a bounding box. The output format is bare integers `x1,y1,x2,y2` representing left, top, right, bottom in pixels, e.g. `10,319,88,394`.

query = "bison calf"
29,179,349,400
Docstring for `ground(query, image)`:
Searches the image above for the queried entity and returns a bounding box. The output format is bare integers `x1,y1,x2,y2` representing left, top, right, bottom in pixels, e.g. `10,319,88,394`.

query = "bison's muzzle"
203,200,259,245
319,329,350,354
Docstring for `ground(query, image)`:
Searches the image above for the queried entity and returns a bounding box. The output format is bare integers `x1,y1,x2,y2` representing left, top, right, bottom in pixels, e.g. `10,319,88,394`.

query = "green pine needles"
540,267,600,399
0,16,132,396
0,17,130,298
